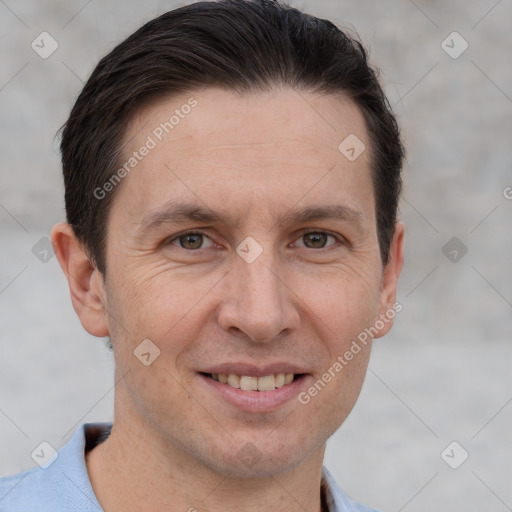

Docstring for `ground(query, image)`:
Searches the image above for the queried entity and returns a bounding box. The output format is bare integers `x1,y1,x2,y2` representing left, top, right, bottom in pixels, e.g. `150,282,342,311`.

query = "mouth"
197,363,311,412
200,372,305,392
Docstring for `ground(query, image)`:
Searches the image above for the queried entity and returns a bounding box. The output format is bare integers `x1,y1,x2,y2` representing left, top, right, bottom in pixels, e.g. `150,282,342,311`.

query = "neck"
86,401,327,512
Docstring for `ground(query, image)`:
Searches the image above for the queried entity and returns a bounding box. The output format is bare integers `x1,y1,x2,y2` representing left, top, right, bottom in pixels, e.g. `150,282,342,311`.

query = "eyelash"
167,229,344,250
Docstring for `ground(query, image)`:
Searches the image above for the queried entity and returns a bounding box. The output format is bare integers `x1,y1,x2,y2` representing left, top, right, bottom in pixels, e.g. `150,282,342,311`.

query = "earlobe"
374,222,405,339
51,222,109,338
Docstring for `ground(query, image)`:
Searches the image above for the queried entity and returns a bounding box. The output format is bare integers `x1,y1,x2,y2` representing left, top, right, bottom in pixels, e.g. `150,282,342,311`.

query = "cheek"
297,342,372,445
296,265,381,338
110,265,195,328
105,264,225,372
291,266,379,409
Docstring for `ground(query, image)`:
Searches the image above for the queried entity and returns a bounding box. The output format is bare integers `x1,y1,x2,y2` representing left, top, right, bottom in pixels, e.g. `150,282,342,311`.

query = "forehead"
111,87,373,226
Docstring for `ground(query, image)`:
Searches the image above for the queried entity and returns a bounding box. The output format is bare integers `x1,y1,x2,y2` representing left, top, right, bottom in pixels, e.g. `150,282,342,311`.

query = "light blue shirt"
0,423,378,512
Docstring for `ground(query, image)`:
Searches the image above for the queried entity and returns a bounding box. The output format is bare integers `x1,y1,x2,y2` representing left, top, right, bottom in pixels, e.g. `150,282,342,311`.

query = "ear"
373,221,405,339
51,222,109,338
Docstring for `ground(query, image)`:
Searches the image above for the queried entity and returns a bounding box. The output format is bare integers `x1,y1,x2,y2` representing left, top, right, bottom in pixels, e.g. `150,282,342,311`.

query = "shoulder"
322,466,380,512
0,465,65,511
0,423,110,512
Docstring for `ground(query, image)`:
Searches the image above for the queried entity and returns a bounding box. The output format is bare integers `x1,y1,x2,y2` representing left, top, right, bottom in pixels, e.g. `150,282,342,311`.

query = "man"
0,1,404,510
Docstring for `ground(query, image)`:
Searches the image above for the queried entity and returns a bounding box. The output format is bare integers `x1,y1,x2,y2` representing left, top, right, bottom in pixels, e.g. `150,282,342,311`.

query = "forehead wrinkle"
202,142,277,150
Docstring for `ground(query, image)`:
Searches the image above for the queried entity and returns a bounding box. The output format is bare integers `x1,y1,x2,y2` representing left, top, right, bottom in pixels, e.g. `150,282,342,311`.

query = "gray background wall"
1,1,511,511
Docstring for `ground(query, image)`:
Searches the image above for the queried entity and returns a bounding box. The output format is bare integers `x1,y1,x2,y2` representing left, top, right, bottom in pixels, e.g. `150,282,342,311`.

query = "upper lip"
199,362,309,377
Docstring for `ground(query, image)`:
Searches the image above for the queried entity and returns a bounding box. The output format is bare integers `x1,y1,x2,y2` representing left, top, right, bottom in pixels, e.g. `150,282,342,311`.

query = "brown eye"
170,232,213,250
304,233,327,248
179,234,203,249
295,232,337,249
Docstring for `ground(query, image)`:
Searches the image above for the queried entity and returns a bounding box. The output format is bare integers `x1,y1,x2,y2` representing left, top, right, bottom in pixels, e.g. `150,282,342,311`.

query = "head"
53,0,404,477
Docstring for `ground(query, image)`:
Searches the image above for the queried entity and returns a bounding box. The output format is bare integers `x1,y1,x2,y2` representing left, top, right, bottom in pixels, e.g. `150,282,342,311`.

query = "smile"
198,370,309,412
206,373,298,391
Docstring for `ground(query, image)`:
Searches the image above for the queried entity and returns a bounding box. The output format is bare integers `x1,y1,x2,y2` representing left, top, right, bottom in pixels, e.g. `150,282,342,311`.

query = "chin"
213,453,306,479
200,433,319,479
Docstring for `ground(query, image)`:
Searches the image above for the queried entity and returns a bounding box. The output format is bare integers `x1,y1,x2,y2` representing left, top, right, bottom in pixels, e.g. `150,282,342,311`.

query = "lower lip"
198,374,310,413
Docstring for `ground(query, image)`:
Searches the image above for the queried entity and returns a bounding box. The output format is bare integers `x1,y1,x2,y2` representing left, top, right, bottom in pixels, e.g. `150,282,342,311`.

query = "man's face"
100,87,401,476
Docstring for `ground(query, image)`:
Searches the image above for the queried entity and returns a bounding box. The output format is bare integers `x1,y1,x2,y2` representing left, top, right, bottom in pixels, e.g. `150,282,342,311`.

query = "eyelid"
167,230,215,249
291,229,343,248
164,228,346,250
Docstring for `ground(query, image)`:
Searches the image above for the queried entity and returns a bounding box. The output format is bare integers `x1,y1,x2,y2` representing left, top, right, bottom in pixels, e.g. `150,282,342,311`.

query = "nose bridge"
240,255,280,311
218,246,298,342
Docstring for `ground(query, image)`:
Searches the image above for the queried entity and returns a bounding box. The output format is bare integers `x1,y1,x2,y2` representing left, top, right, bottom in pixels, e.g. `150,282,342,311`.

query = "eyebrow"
136,200,364,237
276,204,364,227
136,201,239,234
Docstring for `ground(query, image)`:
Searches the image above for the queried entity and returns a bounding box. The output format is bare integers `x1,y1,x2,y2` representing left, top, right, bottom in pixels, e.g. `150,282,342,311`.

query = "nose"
216,252,300,343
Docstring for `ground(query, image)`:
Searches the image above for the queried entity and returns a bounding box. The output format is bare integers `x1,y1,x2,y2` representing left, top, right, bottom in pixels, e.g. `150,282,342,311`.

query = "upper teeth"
210,373,294,391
